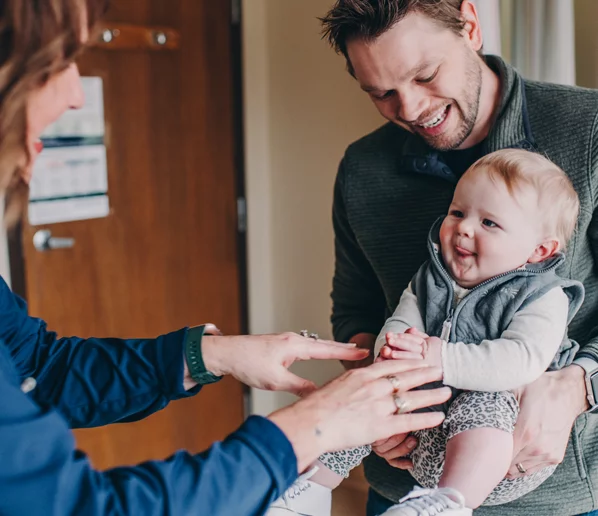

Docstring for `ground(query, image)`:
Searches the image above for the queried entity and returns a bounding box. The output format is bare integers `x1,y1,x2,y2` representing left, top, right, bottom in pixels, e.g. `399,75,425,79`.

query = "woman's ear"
527,239,560,263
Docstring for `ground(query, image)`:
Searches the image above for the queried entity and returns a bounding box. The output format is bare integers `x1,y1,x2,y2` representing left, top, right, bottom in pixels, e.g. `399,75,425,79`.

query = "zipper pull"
440,309,454,341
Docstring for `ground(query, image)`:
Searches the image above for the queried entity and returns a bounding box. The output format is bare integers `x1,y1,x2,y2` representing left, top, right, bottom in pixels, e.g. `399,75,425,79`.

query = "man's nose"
395,85,429,123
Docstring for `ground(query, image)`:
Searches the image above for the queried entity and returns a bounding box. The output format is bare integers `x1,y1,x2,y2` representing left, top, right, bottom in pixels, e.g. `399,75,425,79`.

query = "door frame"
7,1,249,341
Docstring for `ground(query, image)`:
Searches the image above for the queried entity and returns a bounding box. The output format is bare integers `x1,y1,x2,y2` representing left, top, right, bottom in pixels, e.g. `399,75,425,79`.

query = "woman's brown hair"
0,0,108,225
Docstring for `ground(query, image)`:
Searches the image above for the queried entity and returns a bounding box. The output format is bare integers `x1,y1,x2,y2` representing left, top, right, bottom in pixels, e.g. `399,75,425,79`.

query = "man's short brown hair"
320,0,465,73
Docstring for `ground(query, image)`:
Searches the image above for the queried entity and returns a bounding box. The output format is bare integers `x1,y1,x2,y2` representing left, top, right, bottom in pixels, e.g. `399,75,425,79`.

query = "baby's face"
439,168,545,288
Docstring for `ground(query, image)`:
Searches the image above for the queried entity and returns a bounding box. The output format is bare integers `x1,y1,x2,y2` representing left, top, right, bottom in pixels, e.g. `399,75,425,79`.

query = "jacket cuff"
234,416,298,494
157,328,202,400
576,337,598,364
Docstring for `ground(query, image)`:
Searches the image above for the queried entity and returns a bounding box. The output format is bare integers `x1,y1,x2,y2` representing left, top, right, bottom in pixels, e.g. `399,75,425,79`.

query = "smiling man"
322,1,598,515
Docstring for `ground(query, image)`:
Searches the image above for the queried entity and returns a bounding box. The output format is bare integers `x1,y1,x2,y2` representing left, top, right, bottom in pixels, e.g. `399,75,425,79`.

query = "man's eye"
416,69,439,84
372,91,394,101
449,210,463,218
482,219,497,228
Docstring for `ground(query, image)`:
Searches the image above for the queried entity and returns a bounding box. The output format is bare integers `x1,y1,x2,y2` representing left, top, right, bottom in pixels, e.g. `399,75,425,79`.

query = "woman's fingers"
391,411,445,434
386,366,444,392
357,359,440,379
381,386,451,415
303,340,370,361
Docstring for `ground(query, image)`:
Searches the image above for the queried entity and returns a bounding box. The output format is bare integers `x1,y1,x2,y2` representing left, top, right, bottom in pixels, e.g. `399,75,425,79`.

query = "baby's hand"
379,331,426,361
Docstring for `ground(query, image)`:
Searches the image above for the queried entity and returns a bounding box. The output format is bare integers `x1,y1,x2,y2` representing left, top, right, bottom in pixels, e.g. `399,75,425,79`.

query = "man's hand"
507,365,589,478
342,332,376,370
199,332,369,396
372,433,419,469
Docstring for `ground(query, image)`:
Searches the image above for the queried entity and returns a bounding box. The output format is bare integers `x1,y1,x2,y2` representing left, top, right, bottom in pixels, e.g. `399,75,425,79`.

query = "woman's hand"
199,332,370,396
268,359,451,471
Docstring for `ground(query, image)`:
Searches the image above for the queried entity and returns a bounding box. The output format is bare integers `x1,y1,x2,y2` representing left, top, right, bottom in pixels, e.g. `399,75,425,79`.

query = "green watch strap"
185,325,223,385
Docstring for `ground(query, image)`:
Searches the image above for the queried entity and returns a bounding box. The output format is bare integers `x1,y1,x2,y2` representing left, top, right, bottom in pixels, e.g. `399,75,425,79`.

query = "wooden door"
14,0,245,469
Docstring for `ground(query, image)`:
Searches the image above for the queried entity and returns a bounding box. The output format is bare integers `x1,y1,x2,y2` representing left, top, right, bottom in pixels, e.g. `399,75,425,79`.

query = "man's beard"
419,54,482,151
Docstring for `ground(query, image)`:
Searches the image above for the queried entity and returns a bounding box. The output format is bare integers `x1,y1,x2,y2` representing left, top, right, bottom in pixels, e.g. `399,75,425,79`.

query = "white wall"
574,0,598,88
242,0,383,415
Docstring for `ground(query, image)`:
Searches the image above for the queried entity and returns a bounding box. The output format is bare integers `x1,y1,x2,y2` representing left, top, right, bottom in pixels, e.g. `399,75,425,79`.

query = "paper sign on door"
29,77,110,225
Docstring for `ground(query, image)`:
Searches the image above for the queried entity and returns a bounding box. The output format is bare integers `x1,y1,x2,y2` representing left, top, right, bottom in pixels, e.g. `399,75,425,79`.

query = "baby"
267,149,584,516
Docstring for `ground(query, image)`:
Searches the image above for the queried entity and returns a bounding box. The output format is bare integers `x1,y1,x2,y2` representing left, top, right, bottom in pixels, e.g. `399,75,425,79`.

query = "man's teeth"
420,108,447,129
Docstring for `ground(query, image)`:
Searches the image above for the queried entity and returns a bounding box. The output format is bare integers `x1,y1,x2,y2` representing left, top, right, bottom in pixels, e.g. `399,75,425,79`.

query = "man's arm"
505,118,598,478
331,160,386,368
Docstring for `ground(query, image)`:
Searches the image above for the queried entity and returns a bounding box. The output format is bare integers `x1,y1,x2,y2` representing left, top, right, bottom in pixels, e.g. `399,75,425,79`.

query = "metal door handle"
33,230,75,251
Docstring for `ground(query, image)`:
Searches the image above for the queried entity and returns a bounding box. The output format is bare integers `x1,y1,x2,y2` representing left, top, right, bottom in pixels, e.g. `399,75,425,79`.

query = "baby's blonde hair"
465,149,580,249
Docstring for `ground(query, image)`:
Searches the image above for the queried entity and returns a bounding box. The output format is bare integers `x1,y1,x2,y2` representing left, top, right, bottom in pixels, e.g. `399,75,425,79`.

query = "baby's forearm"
442,338,549,391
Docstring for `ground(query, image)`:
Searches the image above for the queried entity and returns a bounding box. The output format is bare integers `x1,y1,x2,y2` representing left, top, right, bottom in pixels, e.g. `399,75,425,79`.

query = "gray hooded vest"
411,218,585,371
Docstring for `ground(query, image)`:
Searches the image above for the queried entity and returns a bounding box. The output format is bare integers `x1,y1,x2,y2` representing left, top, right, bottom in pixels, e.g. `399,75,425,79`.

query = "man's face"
346,11,483,151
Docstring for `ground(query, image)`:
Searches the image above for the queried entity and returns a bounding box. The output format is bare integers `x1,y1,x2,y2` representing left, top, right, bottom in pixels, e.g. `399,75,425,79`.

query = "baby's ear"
527,239,560,263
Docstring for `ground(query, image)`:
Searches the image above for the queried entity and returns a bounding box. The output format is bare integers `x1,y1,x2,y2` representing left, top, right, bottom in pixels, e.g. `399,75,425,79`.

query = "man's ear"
527,239,560,263
460,0,483,53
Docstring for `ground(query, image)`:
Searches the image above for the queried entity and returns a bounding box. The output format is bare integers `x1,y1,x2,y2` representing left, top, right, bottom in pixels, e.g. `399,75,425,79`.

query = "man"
322,1,598,514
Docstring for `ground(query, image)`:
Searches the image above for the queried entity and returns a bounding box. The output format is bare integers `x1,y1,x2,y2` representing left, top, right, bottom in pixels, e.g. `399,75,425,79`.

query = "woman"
0,1,451,514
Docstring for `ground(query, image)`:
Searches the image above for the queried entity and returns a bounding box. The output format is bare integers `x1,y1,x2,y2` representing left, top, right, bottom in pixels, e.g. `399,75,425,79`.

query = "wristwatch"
573,356,598,413
185,323,223,385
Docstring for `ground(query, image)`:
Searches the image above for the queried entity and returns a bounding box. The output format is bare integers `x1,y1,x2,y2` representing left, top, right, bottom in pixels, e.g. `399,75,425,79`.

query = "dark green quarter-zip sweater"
331,56,598,515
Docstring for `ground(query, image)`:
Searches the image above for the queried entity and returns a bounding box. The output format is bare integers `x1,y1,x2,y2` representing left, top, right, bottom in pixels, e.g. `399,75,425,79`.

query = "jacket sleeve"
577,116,598,364
0,275,199,428
331,160,387,343
0,373,297,516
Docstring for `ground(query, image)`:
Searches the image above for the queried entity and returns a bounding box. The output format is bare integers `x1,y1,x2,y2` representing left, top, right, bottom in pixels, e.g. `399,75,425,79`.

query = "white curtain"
472,0,576,86
472,0,502,57
507,0,576,85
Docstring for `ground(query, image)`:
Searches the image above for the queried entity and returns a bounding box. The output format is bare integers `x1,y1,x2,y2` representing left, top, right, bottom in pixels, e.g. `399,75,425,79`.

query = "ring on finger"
300,329,319,340
516,463,526,474
393,394,410,414
387,375,401,393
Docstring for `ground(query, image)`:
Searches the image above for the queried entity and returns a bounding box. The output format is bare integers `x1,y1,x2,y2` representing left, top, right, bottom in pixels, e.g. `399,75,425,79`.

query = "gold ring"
387,375,401,393
516,463,526,474
393,394,410,414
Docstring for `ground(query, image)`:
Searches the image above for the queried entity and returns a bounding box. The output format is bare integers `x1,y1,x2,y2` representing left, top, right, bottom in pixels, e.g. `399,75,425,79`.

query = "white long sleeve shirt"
375,282,569,391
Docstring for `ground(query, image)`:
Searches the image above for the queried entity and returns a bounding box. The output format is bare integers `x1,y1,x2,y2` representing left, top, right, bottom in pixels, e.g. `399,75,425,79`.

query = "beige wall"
574,0,598,88
242,0,383,414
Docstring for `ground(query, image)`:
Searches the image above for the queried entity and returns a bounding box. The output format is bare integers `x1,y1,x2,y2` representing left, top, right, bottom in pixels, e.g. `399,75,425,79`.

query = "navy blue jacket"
0,276,297,515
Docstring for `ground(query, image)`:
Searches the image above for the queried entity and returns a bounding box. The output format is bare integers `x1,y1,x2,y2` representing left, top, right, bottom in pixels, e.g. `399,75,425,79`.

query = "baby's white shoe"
265,467,332,516
382,487,472,516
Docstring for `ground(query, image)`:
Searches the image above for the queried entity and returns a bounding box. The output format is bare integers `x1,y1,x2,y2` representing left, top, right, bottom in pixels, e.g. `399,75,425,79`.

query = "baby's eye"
482,219,497,228
449,210,463,218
